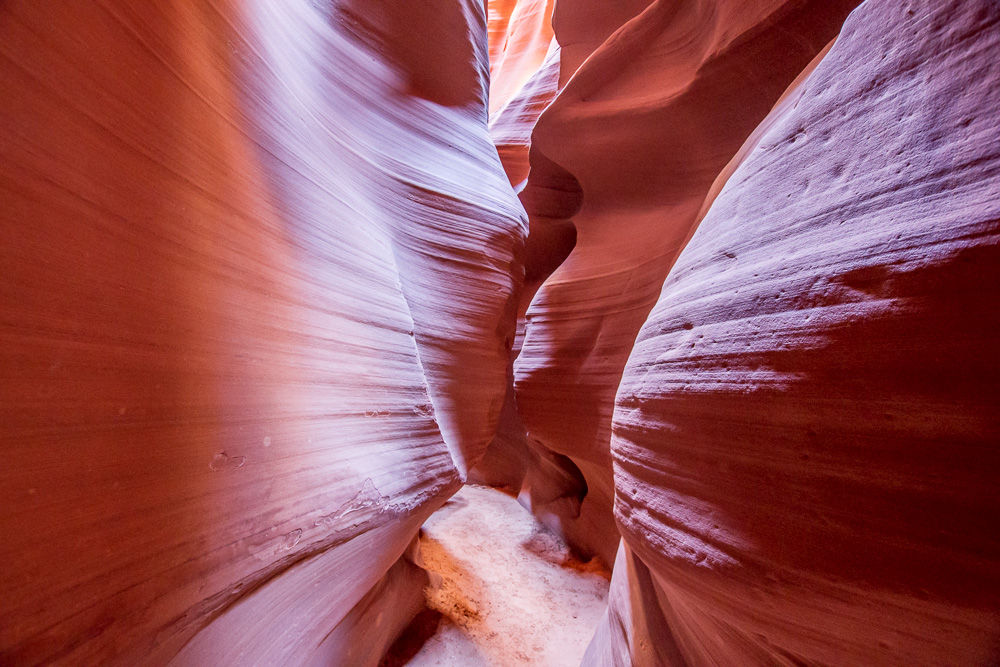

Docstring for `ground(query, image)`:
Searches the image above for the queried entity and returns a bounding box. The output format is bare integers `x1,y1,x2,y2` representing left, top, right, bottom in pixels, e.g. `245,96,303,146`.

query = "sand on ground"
381,485,611,666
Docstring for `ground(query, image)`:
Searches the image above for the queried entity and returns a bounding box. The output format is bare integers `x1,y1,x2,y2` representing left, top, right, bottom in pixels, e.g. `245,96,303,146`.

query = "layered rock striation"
594,0,1000,663
514,0,863,566
3,0,999,664
487,0,556,116
0,1,523,664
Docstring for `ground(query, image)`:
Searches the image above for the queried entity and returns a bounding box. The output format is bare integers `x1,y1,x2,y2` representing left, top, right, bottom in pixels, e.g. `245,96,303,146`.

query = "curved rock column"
598,1,1000,663
515,0,862,565
487,0,556,116
0,0,523,664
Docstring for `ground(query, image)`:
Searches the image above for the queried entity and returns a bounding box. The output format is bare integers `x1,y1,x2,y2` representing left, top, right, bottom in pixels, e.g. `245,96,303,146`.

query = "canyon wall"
514,0,863,566
471,0,562,490
487,0,555,116
0,0,523,664
589,0,1000,664
3,0,999,664
488,0,999,662
489,41,561,188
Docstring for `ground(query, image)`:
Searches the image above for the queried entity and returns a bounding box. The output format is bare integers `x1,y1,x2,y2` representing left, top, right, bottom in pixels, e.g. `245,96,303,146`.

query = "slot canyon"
1,0,999,664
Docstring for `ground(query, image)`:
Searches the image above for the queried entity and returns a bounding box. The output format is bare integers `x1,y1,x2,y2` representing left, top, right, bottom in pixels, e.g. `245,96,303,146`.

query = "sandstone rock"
515,0,862,566
550,0,652,83
473,17,563,490
489,41,561,187
471,41,564,491
0,1,523,664
596,1,1000,664
487,0,555,115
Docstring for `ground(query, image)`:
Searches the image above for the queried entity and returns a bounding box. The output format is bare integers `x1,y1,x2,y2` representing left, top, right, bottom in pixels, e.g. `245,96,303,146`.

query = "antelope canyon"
1,1,997,666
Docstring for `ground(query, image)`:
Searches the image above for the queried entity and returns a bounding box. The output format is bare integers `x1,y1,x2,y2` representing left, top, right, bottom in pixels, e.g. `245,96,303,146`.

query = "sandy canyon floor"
381,485,611,666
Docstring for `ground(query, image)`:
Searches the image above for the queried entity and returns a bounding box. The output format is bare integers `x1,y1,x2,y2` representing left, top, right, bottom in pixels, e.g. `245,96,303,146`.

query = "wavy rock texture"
486,0,555,115
488,0,519,78
549,0,651,82
473,3,562,489
515,0,862,566
598,0,1000,664
489,41,561,187
470,43,563,491
0,0,523,664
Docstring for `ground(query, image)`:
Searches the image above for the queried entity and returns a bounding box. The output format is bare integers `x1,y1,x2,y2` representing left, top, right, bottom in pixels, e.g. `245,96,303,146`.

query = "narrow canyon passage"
382,486,611,666
2,0,999,665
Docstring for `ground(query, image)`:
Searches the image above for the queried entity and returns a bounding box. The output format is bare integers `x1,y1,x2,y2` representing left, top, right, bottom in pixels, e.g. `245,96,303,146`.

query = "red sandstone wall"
487,0,555,116
514,0,863,566
3,0,998,663
594,1,1000,663
0,1,524,664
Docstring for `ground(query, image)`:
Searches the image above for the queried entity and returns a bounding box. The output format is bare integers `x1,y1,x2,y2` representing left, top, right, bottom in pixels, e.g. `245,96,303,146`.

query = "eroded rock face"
473,2,562,489
0,1,523,664
487,0,555,115
596,0,1000,664
5,0,999,663
515,0,862,566
489,41,561,187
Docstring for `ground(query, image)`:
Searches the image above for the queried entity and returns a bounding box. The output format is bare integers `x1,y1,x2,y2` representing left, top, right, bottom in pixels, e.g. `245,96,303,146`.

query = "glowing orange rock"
490,42,561,187
487,0,555,115
595,1,1000,664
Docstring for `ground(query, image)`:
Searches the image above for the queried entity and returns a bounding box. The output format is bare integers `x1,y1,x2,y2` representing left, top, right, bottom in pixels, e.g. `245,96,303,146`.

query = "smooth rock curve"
599,1,1000,664
0,1,523,664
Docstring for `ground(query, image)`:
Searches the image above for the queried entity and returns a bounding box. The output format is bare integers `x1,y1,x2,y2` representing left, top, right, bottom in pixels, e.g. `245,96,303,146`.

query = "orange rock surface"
3,0,999,664
594,1,1000,663
489,41,561,187
515,0,863,566
487,0,555,115
0,1,523,664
